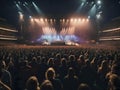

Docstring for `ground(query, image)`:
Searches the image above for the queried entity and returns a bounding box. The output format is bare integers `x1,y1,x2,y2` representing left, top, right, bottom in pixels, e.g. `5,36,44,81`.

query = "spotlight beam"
32,2,43,15
16,3,23,12
88,4,97,17
23,3,33,15
76,2,85,13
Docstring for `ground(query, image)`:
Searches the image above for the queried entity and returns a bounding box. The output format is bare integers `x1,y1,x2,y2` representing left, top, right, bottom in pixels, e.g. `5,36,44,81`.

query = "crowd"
0,46,120,90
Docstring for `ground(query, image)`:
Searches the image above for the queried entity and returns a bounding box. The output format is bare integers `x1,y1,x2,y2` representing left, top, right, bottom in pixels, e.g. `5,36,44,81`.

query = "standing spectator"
40,80,53,90
63,67,79,90
78,83,91,90
97,60,110,89
18,60,32,90
37,57,48,83
108,74,120,90
0,64,11,90
79,59,96,88
59,58,68,81
45,67,63,90
0,60,12,88
25,76,40,90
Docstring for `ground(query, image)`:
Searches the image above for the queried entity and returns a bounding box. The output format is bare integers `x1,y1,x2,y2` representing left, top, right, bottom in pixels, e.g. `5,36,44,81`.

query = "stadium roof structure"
102,17,120,30
0,0,120,27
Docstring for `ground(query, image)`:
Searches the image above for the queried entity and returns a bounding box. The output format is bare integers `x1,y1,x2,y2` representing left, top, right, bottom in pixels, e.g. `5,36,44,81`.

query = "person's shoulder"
52,78,61,84
74,75,79,79
2,69,10,74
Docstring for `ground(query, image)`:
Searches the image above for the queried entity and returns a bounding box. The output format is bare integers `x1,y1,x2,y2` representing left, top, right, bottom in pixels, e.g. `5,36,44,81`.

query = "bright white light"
70,18,73,22
74,19,77,22
29,16,34,23
45,19,47,22
32,2,41,14
86,19,89,22
88,16,91,19
82,19,85,22
40,18,44,22
78,18,81,22
63,19,65,22
19,12,23,20
0,27,17,32
96,13,101,19
34,18,39,22
97,0,101,5
29,16,32,18
50,19,52,22
31,18,34,22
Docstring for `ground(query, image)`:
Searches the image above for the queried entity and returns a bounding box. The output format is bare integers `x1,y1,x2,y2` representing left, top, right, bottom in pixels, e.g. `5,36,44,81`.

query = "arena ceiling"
0,0,120,26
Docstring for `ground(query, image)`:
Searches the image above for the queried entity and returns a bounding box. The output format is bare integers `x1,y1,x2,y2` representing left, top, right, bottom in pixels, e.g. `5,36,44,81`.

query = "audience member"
25,76,40,90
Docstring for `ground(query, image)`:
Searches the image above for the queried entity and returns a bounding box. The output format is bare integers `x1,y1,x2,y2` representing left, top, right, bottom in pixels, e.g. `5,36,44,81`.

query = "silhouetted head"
40,80,53,90
26,76,40,90
78,83,90,90
45,67,56,80
68,67,75,77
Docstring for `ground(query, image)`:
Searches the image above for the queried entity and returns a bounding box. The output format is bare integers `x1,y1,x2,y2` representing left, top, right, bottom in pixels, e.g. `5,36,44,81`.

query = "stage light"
63,19,65,22
74,19,77,22
88,16,90,19
32,2,43,14
76,2,85,13
25,2,28,5
30,17,34,22
23,3,32,14
29,16,34,22
88,4,97,17
34,18,39,22
45,19,47,22
90,1,94,7
50,19,52,22
60,19,62,22
86,2,89,4
78,18,81,22
54,19,56,22
29,16,32,18
18,12,23,20
16,4,22,11
82,19,85,22
23,4,25,6
97,0,101,5
98,6,101,9
40,18,44,22
18,1,21,4
96,13,101,19
70,18,73,22
86,19,89,22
